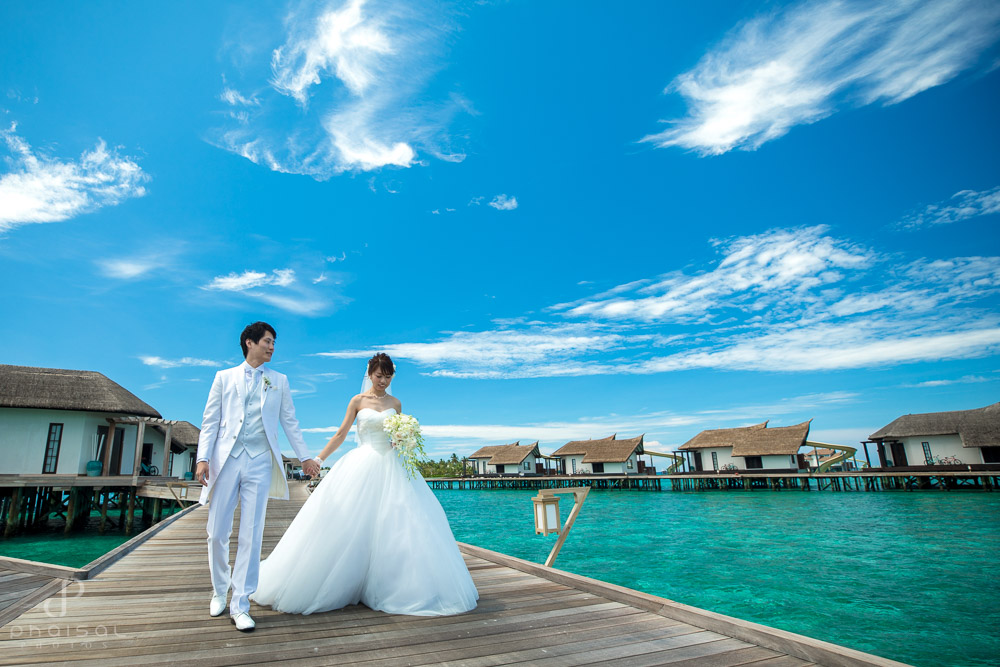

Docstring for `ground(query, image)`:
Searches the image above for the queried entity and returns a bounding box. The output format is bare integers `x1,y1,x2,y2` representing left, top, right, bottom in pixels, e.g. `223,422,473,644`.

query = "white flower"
383,413,426,480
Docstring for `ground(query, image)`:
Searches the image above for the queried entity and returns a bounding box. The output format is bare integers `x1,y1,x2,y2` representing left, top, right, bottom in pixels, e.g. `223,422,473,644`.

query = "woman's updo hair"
367,353,394,377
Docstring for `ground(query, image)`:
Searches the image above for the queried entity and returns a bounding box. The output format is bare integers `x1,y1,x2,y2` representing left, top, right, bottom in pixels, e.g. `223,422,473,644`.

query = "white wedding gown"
252,408,478,616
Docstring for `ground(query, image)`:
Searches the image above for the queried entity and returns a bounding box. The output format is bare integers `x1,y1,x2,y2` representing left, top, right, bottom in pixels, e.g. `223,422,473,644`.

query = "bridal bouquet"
383,413,426,479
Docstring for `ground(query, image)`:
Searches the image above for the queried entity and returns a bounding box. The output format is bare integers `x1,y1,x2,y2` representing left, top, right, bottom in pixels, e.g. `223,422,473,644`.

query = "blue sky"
2,0,999,464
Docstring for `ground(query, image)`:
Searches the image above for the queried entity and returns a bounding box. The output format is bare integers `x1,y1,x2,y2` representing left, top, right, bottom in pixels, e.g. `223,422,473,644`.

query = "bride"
251,353,478,616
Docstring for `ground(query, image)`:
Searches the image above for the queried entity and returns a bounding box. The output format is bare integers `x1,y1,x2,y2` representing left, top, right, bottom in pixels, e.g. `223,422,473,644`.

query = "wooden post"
5,489,22,537
99,487,110,533
132,420,146,486
152,498,162,524
125,489,136,535
537,487,590,568
64,487,77,534
161,422,173,478
103,420,116,476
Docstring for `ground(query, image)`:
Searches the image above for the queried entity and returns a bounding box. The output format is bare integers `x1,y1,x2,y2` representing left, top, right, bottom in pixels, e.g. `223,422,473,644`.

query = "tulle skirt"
252,443,478,616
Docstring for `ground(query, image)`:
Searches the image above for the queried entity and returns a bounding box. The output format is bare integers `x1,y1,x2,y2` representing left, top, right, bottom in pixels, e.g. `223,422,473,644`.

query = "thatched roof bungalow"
468,442,543,475
679,421,811,472
0,364,185,478
866,402,1000,468
551,434,645,474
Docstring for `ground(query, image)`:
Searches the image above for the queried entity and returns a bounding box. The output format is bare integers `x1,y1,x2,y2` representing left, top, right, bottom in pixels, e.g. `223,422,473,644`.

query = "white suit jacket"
196,364,312,505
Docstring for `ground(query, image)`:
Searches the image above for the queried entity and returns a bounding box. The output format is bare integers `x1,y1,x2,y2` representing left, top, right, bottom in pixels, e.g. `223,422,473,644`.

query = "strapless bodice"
357,408,395,453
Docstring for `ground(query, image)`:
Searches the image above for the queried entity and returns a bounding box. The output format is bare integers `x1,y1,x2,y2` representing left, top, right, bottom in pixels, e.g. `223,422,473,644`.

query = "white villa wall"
691,448,738,471
897,434,978,465
0,407,174,476
756,454,798,470
560,456,590,474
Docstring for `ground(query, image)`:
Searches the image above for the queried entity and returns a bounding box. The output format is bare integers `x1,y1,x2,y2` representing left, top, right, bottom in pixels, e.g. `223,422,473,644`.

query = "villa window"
711,452,719,470
745,456,763,469
626,458,633,469
571,458,577,473
524,460,530,470
43,423,63,474
922,442,933,464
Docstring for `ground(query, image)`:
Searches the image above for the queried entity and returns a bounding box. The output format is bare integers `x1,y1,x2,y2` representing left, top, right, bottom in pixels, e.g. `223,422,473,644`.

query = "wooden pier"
427,469,1000,493
0,483,907,666
0,476,200,538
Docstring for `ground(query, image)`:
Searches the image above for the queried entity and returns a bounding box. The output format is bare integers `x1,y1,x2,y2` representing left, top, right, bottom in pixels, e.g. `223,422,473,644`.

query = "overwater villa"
551,434,646,475
468,441,543,475
0,364,190,479
864,401,1000,469
678,420,812,472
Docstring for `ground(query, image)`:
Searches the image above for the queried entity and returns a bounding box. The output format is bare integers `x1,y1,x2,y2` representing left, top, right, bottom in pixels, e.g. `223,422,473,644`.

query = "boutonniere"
263,376,273,391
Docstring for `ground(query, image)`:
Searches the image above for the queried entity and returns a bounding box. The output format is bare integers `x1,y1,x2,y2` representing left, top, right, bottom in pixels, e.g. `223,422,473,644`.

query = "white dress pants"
206,448,272,616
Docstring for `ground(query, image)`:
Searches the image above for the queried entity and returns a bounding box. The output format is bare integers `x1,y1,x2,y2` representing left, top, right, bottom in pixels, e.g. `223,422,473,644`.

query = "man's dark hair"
240,321,277,358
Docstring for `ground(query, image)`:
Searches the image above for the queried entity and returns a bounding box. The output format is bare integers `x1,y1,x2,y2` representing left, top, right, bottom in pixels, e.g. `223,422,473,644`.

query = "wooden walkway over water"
0,483,906,666
427,470,1000,493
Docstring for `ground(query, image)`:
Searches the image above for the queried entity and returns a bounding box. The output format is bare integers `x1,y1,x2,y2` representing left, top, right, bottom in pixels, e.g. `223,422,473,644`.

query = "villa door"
592,462,605,473
889,442,908,467
693,451,703,472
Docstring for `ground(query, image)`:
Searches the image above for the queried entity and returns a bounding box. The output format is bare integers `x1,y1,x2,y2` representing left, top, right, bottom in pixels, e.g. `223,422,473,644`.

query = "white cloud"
203,268,296,291
555,226,872,322
140,356,225,369
313,273,328,284
901,374,993,388
249,291,328,316
306,391,857,448
220,86,259,107
215,0,463,177
644,0,1000,155
488,194,518,211
98,257,161,280
309,225,1000,378
0,123,148,232
897,186,1000,229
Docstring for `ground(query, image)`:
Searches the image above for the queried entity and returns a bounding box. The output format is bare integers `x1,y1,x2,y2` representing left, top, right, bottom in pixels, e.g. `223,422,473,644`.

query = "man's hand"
196,461,210,486
302,459,321,478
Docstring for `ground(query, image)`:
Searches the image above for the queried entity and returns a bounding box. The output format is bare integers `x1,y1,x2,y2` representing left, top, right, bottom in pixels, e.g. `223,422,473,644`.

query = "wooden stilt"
100,487,110,533
64,487,77,534
5,489,22,537
125,488,136,535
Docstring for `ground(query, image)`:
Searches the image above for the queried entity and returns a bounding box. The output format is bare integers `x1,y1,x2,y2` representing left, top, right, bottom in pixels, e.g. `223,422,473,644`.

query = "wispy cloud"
896,186,1000,229
140,356,225,369
214,0,464,177
203,268,296,291
300,391,856,448
554,226,872,322
488,194,518,211
901,374,994,388
644,0,1000,155
0,123,148,232
311,226,1000,378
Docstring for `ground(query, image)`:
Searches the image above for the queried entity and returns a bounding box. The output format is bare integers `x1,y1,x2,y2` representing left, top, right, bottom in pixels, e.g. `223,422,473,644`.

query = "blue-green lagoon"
433,489,1000,667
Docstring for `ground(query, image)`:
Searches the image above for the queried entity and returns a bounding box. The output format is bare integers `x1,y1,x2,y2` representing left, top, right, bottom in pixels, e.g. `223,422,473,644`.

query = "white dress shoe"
231,611,255,632
209,594,227,617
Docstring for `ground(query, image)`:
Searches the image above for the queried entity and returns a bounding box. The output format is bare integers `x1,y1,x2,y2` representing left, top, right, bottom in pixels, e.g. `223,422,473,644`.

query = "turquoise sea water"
0,506,183,568
433,489,1000,667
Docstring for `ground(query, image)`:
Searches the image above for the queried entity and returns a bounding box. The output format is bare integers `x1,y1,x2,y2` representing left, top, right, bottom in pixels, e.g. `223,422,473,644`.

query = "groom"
195,321,320,632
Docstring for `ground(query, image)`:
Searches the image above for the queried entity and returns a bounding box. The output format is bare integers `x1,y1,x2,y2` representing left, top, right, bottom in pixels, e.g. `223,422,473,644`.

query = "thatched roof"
679,422,768,449
153,420,200,453
731,421,811,456
680,420,810,456
552,434,616,456
869,402,1000,448
469,443,516,460
552,434,645,463
0,364,161,418
489,442,541,465
469,442,540,464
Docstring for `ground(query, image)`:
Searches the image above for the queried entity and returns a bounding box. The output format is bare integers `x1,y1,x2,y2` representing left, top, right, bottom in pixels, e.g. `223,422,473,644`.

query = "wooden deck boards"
0,483,898,666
